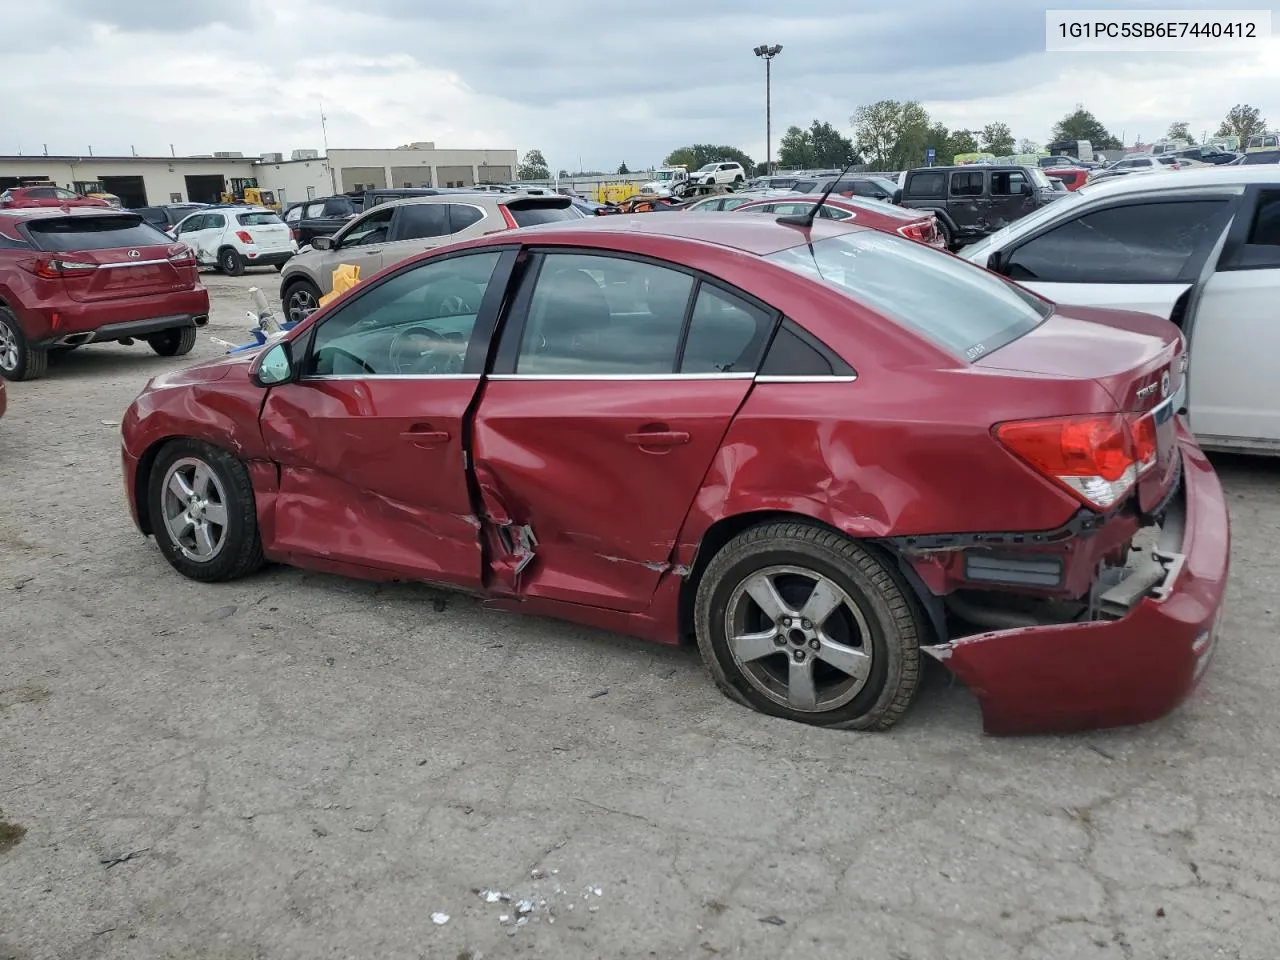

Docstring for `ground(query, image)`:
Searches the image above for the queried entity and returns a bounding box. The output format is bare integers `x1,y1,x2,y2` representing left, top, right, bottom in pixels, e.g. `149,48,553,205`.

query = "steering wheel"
389,326,465,375
319,346,377,375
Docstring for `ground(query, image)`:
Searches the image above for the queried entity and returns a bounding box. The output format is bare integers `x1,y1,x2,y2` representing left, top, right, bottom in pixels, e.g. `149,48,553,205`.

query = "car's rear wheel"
219,247,245,276
695,521,921,730
282,279,321,324
147,326,198,357
733,174,744,183
935,219,953,250
147,439,265,582
0,308,47,381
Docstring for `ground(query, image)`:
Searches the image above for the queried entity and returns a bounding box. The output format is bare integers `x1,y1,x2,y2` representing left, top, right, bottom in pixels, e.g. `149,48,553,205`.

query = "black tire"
695,521,921,730
733,174,744,183
0,307,47,381
147,326,198,357
935,219,953,250
219,247,245,276
274,263,286,272
147,439,265,583
281,279,321,324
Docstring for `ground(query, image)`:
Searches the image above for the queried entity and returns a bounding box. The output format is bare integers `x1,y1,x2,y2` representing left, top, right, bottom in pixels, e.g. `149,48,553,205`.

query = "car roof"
735,192,925,221
1076,165,1279,200
510,210,866,257
0,206,140,221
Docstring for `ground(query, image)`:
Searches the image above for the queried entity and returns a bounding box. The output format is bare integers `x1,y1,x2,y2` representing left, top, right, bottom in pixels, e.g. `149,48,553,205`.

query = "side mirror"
250,341,297,387
1019,182,1033,196
312,235,334,250
986,250,1007,274
891,188,904,204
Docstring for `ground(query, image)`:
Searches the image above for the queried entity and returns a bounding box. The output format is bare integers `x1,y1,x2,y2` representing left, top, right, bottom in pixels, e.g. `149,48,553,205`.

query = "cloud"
2,0,1277,168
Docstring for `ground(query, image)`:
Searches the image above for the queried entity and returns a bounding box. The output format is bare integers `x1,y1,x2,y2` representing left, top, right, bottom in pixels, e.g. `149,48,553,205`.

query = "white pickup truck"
640,167,689,196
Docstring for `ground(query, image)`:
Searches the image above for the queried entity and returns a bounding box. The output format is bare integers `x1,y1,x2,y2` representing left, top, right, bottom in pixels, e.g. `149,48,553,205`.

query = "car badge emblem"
1160,370,1171,398
128,249,141,259
1134,382,1158,401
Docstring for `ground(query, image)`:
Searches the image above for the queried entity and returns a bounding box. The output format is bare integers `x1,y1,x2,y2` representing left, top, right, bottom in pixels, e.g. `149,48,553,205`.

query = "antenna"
320,100,330,153
777,160,857,229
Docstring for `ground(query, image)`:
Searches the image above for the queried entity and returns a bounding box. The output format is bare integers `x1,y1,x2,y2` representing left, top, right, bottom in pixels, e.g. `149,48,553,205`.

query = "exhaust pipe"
54,332,95,347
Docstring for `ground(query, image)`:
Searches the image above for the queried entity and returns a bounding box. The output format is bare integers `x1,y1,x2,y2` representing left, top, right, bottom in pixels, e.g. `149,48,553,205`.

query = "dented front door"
259,249,512,587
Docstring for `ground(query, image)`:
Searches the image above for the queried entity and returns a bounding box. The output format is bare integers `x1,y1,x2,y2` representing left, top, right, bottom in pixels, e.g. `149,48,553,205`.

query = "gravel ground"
2,271,1279,960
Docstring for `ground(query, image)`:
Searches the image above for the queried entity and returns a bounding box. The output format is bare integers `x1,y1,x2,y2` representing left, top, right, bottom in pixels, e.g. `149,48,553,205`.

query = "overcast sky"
3,0,1277,168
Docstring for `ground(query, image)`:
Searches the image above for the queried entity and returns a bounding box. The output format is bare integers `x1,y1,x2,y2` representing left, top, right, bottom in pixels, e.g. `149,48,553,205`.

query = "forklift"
220,178,279,211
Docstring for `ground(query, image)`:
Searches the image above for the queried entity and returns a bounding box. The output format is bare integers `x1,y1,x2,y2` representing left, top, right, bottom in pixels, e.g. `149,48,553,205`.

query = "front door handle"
401,426,450,448
625,430,690,447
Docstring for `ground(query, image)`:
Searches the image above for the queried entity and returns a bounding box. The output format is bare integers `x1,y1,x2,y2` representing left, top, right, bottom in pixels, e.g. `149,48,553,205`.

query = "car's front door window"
339,208,395,247
305,252,502,377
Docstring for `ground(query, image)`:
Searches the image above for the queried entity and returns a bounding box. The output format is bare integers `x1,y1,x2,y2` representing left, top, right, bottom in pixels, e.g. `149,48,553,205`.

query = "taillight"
995,413,1142,509
168,244,196,266
18,256,97,279
235,230,254,244
290,227,300,240
498,206,518,229
897,221,932,243
1128,412,1158,474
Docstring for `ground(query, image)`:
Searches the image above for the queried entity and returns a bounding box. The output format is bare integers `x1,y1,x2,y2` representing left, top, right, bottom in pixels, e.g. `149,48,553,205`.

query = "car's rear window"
1244,150,1280,165
766,232,1052,361
503,199,577,227
22,214,171,251
237,212,283,225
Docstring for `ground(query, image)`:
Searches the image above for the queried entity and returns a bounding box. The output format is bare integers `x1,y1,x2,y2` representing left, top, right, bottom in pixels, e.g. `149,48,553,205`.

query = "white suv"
692,162,746,185
170,206,299,275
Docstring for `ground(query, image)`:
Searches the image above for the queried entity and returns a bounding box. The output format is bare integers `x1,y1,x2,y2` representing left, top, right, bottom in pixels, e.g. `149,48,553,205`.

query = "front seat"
524,269,612,373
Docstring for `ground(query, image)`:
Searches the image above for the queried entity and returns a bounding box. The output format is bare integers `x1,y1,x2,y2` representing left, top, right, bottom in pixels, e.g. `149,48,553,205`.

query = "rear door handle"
625,430,690,447
401,426,450,447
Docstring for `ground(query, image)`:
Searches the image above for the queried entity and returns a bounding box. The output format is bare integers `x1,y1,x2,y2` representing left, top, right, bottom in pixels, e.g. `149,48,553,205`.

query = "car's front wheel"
147,326,198,357
695,521,921,730
282,279,321,324
147,439,265,582
0,307,47,381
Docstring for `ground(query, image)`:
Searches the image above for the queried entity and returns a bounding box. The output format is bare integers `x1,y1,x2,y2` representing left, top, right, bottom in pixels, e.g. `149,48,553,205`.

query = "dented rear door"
472,251,771,611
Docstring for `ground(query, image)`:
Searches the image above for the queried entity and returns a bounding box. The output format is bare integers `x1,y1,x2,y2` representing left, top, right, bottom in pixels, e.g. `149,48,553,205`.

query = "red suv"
0,208,210,380
0,186,112,209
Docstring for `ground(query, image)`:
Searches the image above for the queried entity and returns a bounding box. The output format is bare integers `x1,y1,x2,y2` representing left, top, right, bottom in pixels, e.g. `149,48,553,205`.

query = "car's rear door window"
766,231,1051,361
448,204,485,233
513,253,693,375
390,202,450,240
679,284,774,374
1003,199,1232,283
950,172,984,197
23,214,172,251
906,171,945,198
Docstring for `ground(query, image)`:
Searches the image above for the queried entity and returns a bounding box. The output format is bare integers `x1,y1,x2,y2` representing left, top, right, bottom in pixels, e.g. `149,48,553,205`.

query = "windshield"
766,232,1051,361
696,164,718,173
655,170,676,180
964,188,1087,258
237,212,283,225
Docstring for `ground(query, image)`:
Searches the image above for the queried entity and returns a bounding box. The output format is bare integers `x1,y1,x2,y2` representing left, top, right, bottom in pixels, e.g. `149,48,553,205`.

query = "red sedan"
732,193,945,248
0,185,112,209
120,213,1228,735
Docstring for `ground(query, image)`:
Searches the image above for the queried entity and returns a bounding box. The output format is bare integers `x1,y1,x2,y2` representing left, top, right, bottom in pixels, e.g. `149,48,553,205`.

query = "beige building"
0,142,519,210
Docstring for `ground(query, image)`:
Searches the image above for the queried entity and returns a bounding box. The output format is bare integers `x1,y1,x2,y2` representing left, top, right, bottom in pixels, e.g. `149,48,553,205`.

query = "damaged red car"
119,213,1229,735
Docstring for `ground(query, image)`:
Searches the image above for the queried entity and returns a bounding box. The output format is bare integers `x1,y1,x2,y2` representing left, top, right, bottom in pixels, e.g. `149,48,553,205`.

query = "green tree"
1050,107,1122,150
1017,138,1041,154
948,129,980,157
1166,121,1191,141
517,149,550,180
852,100,931,169
617,162,630,174
1216,103,1268,143
663,144,755,173
777,119,857,169
980,122,1015,156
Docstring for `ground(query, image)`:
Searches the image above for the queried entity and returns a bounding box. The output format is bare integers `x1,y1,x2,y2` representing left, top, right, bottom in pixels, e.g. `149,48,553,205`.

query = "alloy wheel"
724,564,874,712
0,318,19,372
286,287,318,323
160,457,231,562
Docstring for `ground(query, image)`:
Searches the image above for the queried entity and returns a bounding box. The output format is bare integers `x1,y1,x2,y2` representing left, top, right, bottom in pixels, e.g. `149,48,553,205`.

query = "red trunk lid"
978,306,1183,514
58,245,195,303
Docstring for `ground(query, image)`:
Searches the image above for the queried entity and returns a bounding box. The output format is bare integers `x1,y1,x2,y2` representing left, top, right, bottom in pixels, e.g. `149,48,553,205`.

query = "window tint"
505,200,577,227
307,252,501,376
516,254,692,375
1004,200,1230,284
28,188,56,198
206,213,226,229
393,202,451,239
237,212,282,226
950,172,983,197
760,322,837,377
23,215,172,251
766,232,1050,361
990,171,1027,196
322,198,352,216
304,202,325,218
1243,151,1280,165
341,207,395,246
680,284,773,373
285,206,302,223
906,171,945,198
55,189,79,199
449,204,485,232
176,215,205,233
1247,192,1280,246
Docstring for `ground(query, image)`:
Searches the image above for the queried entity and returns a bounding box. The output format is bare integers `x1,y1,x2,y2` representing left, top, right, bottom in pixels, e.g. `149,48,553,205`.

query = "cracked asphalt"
2,272,1279,960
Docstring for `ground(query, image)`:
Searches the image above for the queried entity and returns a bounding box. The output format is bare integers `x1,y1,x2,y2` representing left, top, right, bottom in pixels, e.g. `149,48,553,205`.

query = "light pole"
753,44,782,175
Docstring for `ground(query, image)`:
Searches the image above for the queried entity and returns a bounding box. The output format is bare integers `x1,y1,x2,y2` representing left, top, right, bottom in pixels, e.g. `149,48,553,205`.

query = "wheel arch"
132,435,182,535
676,509,941,646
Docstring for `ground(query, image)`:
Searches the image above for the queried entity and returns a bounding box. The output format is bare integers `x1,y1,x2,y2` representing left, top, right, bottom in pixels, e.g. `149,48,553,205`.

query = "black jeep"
898,165,1060,249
